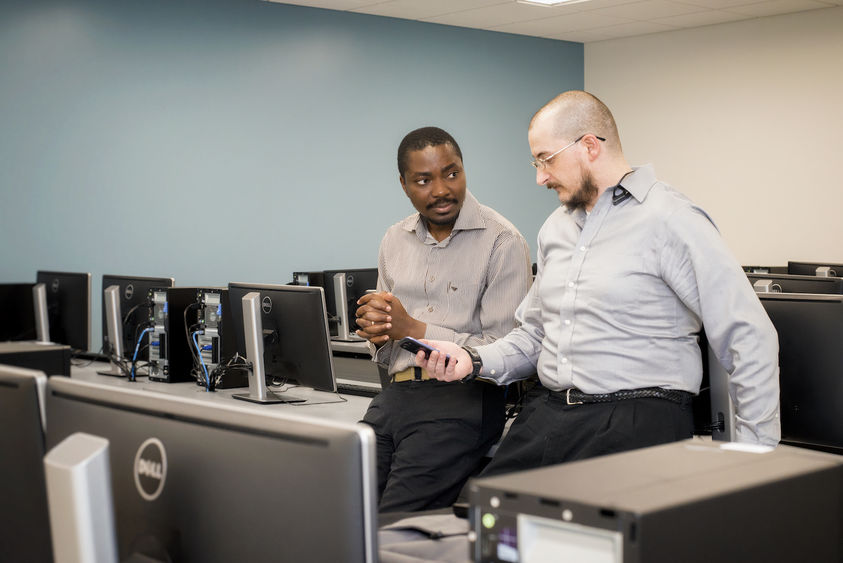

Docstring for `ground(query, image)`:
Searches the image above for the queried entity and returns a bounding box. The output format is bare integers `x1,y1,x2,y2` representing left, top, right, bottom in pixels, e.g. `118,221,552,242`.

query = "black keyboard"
336,381,381,398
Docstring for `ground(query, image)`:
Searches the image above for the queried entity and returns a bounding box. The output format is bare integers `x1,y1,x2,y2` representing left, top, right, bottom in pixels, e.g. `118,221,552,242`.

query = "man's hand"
414,339,472,382
355,292,426,345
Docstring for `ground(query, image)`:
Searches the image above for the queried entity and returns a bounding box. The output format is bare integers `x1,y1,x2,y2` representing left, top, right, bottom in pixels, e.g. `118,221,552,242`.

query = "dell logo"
133,438,167,501
125,284,134,300
262,296,272,314
51,278,60,293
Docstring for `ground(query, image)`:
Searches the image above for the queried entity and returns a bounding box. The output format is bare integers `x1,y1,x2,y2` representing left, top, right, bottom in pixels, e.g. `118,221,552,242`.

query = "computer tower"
470,439,843,563
0,341,71,377
147,287,200,383
195,288,246,389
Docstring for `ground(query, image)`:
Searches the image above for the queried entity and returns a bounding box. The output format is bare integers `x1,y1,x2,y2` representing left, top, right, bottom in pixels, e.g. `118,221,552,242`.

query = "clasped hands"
355,291,424,346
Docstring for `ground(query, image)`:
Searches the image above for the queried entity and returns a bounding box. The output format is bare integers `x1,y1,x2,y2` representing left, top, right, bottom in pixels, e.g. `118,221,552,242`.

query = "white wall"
585,7,843,266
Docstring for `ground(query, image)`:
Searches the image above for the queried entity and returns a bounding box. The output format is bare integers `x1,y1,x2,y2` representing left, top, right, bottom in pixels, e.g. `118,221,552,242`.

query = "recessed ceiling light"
516,0,593,6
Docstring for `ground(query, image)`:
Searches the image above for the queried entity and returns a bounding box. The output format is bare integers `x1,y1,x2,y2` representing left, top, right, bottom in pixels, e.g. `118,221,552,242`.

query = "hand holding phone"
398,337,451,366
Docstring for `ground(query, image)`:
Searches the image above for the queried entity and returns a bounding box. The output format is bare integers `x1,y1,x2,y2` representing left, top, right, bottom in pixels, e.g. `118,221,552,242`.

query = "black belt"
563,387,692,406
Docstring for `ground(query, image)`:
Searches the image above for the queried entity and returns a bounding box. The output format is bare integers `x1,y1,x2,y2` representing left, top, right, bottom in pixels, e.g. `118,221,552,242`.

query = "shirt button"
490,369,496,376
567,281,575,288
564,319,571,326
427,306,434,312
429,276,435,282
580,246,587,252
561,357,568,364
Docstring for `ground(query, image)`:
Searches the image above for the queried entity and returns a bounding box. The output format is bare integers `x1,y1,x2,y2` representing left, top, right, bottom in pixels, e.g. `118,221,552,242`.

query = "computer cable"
131,327,153,382
191,331,210,391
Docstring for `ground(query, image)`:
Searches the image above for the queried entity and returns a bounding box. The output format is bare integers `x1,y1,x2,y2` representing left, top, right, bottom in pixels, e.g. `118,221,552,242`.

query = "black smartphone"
397,337,451,365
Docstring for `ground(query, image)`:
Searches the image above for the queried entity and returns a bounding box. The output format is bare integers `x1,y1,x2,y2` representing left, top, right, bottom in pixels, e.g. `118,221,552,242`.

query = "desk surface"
70,361,374,425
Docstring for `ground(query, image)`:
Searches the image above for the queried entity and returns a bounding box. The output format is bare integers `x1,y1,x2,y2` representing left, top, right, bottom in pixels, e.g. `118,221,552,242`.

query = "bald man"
416,90,780,476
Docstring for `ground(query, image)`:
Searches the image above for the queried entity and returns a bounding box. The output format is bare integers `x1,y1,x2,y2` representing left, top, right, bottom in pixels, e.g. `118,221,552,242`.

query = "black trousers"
481,386,694,478
362,379,506,513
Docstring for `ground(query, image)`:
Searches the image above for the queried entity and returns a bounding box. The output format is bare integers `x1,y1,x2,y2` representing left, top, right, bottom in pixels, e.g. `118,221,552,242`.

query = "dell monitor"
101,275,174,361
0,283,36,341
44,377,377,562
787,260,843,277
322,268,378,340
746,272,843,295
227,283,337,397
758,292,843,452
36,270,92,352
0,364,53,563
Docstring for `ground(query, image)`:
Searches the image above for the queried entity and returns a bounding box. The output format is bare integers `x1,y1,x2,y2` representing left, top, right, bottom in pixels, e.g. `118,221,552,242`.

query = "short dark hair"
397,127,463,178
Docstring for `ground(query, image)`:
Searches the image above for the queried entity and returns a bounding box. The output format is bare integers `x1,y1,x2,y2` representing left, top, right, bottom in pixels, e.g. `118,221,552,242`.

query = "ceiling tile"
654,8,748,26
490,10,632,34
422,2,592,28
586,0,710,20
725,0,833,16
351,0,504,19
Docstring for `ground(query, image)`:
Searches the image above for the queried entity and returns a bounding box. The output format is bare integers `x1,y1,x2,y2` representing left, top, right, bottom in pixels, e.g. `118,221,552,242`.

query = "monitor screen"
787,261,843,277
322,268,378,338
101,275,174,360
746,273,843,295
0,283,36,341
0,365,52,563
44,377,377,562
36,270,92,352
227,283,336,392
758,293,843,452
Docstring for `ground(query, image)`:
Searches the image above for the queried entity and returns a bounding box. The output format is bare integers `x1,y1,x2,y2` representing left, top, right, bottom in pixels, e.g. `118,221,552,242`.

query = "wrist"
460,345,483,382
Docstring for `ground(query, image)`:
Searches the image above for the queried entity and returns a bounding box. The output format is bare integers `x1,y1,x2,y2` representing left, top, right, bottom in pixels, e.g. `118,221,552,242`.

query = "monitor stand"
233,291,306,404
96,361,126,377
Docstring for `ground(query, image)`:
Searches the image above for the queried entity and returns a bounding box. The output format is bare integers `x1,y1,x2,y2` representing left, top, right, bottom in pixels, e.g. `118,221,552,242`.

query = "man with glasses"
354,126,532,511
415,91,780,476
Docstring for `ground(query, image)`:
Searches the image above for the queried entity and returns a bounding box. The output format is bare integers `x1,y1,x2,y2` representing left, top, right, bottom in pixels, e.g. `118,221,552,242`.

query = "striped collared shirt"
373,190,532,374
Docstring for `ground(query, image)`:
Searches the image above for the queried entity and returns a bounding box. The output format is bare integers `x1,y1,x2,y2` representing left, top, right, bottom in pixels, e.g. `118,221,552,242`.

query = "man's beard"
551,172,598,212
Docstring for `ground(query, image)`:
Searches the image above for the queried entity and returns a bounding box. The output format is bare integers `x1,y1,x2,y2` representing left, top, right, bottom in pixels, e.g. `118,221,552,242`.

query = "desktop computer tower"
195,288,246,389
469,440,843,563
147,287,200,383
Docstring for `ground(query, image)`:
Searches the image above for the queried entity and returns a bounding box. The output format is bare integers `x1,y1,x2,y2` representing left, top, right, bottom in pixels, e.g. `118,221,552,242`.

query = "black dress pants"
362,379,506,513
481,386,694,478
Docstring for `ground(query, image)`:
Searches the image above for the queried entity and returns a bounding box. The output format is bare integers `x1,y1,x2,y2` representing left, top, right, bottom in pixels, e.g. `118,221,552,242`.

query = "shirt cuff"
372,341,392,367
476,343,506,383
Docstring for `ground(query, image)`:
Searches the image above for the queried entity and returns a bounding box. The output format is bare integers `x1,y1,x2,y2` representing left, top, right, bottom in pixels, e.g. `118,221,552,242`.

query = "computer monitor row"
743,260,843,280
291,268,378,340
0,365,377,563
96,277,338,398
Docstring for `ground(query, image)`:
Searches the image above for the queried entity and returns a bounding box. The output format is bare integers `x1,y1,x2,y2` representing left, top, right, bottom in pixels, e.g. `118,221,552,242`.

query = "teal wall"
0,0,583,349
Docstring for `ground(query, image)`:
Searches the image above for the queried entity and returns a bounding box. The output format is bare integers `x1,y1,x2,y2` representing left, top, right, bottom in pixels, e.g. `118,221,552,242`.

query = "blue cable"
193,331,210,390
132,327,153,381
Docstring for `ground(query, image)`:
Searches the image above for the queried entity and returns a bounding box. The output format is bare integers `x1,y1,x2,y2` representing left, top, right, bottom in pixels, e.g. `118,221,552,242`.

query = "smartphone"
397,337,451,365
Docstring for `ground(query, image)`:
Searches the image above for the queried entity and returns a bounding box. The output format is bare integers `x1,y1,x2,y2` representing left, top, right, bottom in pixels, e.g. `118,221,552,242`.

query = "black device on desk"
147,287,200,384
0,282,36,341
0,365,53,563
44,376,378,563
35,270,91,353
470,439,842,563
228,282,337,400
101,274,174,362
758,292,843,452
194,288,245,389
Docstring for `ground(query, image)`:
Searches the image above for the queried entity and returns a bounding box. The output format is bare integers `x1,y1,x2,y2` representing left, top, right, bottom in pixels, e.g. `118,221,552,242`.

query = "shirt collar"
400,190,485,241
617,164,657,203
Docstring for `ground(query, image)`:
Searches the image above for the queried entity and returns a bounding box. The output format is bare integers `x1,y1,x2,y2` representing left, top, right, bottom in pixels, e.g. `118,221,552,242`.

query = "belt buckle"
566,388,583,405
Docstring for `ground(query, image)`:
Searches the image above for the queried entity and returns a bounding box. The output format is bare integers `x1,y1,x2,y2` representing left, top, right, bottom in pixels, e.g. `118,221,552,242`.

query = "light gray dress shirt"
478,165,781,446
373,191,532,374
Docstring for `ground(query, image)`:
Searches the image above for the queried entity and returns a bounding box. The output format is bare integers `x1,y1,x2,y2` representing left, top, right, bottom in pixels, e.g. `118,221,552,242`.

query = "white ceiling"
268,0,843,42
